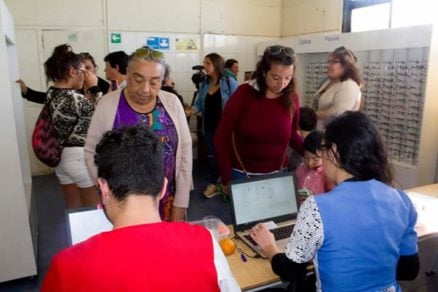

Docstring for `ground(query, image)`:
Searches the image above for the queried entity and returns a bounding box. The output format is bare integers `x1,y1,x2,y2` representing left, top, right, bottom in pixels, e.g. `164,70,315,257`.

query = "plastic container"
191,216,230,241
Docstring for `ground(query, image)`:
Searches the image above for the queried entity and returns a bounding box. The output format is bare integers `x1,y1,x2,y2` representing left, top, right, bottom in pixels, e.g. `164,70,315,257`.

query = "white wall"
107,0,200,33
201,0,281,36
107,0,282,36
5,0,105,27
281,0,343,36
203,34,278,80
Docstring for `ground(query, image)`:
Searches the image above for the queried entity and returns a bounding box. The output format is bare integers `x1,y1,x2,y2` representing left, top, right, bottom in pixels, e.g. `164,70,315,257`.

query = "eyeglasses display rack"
361,48,428,166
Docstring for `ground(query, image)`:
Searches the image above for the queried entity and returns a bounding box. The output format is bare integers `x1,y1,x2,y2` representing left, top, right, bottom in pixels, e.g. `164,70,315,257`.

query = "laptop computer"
66,206,113,245
230,172,299,258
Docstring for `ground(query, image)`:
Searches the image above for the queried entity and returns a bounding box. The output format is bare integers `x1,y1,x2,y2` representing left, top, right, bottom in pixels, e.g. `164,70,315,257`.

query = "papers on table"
407,192,438,236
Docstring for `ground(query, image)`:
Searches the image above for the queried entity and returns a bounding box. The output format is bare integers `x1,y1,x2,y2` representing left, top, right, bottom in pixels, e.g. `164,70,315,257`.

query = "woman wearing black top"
189,53,238,198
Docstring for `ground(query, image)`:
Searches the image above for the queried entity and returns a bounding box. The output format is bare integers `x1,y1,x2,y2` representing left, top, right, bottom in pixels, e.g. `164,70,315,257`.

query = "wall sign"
146,37,170,50
111,33,121,44
176,38,198,50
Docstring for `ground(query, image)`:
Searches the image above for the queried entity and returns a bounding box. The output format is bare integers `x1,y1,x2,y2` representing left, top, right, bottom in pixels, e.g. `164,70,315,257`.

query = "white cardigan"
315,78,361,130
84,88,192,208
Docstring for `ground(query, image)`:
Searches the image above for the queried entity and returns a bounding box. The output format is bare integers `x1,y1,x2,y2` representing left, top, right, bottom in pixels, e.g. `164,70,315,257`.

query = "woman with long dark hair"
214,45,303,194
190,53,238,198
44,44,101,208
250,111,419,291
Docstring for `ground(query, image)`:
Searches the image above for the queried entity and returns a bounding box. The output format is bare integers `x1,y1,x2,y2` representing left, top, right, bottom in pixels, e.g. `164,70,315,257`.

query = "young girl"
295,131,327,201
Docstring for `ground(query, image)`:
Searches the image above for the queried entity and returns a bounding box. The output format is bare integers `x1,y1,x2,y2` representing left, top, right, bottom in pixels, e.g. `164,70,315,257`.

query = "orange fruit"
219,238,236,255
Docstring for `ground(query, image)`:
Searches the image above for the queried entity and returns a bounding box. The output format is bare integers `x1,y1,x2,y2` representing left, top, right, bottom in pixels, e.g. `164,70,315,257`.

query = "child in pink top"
295,131,327,202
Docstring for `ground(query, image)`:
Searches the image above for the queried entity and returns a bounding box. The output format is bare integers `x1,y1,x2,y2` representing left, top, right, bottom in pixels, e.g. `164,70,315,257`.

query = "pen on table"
237,248,247,262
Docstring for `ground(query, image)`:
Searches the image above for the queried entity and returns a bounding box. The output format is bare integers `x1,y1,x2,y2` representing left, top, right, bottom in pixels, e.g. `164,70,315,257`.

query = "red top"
214,83,303,184
42,222,219,292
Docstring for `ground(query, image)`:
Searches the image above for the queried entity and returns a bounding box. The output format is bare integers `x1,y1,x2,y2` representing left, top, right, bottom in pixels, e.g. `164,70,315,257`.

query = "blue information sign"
146,37,170,50
158,37,170,50
146,37,159,49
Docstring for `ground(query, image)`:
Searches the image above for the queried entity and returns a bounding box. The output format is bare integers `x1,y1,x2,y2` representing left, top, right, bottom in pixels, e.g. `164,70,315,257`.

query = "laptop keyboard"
244,224,295,245
272,224,295,240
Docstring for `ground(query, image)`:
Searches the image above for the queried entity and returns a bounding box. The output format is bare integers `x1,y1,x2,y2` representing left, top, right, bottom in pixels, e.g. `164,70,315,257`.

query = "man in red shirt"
42,125,239,292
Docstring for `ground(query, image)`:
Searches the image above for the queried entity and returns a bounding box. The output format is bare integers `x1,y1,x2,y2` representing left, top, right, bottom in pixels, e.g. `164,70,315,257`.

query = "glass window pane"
392,0,436,28
351,3,390,32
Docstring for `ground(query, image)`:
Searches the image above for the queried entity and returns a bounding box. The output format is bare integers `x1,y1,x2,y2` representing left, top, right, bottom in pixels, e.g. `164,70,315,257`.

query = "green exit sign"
111,33,121,44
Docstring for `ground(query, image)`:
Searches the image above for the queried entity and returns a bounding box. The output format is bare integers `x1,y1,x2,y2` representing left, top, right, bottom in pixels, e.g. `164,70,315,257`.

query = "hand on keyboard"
249,223,280,259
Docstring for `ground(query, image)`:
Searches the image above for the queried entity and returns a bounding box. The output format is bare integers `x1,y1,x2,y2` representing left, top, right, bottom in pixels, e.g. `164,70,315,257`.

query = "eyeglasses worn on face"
265,45,295,58
135,47,164,60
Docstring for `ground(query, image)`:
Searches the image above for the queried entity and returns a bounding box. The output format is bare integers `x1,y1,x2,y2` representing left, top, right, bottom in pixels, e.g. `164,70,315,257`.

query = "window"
392,0,437,28
343,0,438,33
351,3,391,32
343,0,392,32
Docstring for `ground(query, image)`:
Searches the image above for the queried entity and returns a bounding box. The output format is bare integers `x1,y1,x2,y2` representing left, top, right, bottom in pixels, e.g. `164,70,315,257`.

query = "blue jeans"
204,129,219,184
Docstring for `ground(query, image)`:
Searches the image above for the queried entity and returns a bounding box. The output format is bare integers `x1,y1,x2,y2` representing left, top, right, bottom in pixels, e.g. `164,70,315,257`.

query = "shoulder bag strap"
279,146,288,173
279,108,296,173
232,131,250,178
232,120,291,177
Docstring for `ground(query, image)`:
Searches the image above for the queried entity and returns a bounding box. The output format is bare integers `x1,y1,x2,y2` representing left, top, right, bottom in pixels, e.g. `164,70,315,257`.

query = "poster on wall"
175,38,198,51
146,37,170,50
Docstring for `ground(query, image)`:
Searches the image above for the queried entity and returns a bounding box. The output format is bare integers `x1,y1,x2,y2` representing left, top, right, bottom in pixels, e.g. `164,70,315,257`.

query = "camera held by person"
191,65,206,90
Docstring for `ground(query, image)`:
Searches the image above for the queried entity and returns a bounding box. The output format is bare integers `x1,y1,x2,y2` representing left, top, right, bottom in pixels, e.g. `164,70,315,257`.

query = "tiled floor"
0,159,231,291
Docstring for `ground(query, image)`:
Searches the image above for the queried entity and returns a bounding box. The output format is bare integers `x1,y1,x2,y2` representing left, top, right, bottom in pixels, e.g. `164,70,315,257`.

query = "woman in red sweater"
214,45,303,193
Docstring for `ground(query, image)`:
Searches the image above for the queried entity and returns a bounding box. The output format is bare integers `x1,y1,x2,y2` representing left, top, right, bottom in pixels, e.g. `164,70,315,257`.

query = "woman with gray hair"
85,47,192,221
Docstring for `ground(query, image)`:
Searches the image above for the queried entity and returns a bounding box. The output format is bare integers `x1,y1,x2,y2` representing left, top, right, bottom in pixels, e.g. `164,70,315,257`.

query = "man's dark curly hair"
94,125,164,201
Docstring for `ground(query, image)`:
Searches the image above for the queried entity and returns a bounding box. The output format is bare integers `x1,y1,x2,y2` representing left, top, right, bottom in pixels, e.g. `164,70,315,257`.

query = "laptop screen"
66,207,113,245
230,172,299,228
